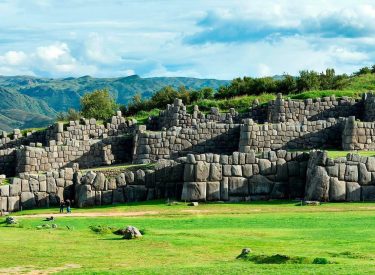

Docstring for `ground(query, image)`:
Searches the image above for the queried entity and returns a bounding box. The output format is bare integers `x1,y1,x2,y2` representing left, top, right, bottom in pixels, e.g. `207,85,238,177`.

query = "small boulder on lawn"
188,202,199,206
236,248,252,259
116,226,142,239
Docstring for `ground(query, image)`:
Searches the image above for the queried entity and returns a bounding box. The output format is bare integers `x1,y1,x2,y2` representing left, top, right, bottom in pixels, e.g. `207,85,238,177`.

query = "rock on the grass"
123,226,142,239
5,216,17,224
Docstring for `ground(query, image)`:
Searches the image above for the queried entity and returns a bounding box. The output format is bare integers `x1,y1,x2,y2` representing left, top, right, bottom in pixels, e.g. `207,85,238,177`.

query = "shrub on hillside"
80,89,117,120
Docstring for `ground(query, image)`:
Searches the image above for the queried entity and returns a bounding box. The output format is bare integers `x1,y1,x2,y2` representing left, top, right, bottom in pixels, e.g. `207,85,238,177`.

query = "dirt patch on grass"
0,264,81,274
18,211,159,218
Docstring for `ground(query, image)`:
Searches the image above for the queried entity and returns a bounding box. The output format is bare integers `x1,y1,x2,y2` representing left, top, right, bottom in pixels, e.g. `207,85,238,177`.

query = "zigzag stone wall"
133,123,240,164
342,116,375,150
181,151,309,201
239,118,344,152
305,151,375,201
268,93,361,123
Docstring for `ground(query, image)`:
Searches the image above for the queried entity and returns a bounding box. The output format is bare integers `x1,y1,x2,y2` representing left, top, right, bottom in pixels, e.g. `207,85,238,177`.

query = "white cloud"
0,51,27,66
0,0,375,79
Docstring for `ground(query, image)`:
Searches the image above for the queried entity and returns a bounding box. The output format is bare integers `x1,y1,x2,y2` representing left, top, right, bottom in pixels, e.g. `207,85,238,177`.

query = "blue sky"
0,0,374,79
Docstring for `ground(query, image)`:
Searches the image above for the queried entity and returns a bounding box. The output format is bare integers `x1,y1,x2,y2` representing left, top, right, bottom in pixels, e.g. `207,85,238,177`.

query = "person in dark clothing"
59,200,65,213
65,199,71,214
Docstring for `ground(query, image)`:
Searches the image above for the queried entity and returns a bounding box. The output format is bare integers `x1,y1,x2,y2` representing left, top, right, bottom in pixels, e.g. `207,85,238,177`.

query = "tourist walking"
59,200,65,213
66,199,71,214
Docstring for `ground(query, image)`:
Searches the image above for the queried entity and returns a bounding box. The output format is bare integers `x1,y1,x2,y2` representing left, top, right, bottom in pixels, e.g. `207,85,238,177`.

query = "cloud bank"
0,0,374,79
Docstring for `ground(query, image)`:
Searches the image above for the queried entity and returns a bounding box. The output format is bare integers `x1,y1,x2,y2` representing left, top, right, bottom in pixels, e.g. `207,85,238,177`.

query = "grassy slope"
2,201,375,274
133,73,375,120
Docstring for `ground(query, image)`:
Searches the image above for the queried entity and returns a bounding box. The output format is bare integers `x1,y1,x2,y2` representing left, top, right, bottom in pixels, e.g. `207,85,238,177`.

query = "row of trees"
215,69,350,99
121,86,215,116
57,66,375,121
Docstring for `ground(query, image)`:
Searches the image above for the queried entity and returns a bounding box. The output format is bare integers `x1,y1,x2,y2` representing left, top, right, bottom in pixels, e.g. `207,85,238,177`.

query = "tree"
277,74,297,94
354,66,371,76
80,89,117,120
296,70,321,92
150,86,178,108
320,68,336,90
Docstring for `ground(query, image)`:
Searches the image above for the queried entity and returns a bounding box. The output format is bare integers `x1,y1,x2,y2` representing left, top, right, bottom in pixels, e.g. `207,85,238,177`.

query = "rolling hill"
0,75,228,131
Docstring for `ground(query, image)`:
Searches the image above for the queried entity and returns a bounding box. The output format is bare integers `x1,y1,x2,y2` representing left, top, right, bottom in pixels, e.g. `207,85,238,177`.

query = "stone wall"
0,168,76,212
15,136,132,174
342,116,375,150
155,99,242,130
239,118,344,152
363,93,375,122
305,151,375,202
181,151,309,201
74,159,185,207
133,123,240,164
268,93,361,123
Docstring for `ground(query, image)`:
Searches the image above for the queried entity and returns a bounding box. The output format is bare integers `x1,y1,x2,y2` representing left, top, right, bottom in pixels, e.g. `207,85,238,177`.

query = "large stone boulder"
124,185,147,202
21,192,36,209
345,165,358,182
92,173,106,191
75,184,95,207
305,166,329,201
359,163,372,185
248,175,274,195
346,182,361,201
206,182,220,201
116,173,126,187
220,178,229,201
184,164,195,182
181,182,206,201
362,186,375,201
7,196,20,212
210,163,222,181
81,171,96,185
270,182,287,199
195,161,210,182
329,177,346,201
228,177,248,196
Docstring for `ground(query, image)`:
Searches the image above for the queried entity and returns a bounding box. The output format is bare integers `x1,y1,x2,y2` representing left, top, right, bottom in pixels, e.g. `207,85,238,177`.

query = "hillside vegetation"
2,67,375,131
0,75,227,131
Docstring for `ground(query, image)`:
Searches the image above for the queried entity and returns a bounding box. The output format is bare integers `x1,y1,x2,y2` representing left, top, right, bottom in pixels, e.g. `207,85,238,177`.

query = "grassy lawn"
1,201,375,274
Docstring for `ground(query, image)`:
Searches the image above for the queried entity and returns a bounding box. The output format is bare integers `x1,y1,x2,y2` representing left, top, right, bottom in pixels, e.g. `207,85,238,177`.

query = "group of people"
59,199,72,214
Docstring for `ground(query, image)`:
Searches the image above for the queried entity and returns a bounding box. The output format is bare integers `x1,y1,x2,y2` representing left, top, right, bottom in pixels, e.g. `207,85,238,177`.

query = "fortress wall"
0,112,134,150
153,99,268,131
0,168,76,212
268,94,361,123
3,150,375,212
181,151,309,202
0,159,184,212
132,122,240,164
15,136,132,174
239,118,344,153
305,150,375,202
342,116,375,150
156,99,241,129
363,93,375,121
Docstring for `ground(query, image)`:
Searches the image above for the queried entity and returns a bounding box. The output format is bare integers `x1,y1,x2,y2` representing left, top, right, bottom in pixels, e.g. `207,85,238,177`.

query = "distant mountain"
0,75,228,131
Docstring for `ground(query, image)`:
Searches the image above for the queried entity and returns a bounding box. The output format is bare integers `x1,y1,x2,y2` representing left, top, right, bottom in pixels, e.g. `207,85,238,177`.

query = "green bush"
81,89,117,120
312,257,330,264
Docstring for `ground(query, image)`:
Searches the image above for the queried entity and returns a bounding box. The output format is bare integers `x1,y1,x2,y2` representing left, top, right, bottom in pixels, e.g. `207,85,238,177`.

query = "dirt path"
17,210,159,218
0,264,81,274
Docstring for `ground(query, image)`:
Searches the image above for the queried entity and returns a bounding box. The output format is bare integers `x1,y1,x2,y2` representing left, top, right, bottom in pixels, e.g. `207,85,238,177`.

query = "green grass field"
1,201,375,274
